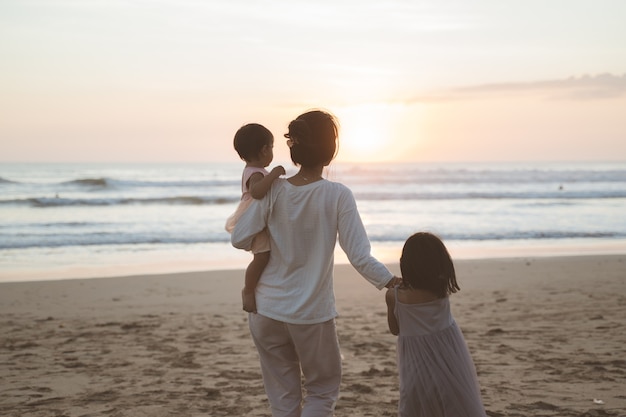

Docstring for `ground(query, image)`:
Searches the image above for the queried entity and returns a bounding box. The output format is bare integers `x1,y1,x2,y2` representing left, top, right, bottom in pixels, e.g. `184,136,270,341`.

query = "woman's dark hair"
400,232,459,298
233,123,273,162
285,110,339,167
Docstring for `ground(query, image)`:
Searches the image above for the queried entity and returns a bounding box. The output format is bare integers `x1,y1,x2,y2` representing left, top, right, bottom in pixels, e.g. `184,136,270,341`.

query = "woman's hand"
385,275,402,289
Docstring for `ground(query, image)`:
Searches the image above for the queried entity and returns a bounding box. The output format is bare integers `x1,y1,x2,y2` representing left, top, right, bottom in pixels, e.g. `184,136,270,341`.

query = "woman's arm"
249,166,285,199
385,288,399,335
337,187,394,289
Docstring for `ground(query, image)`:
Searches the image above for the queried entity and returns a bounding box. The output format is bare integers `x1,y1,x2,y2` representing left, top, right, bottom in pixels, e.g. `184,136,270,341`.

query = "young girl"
386,232,487,417
225,123,285,313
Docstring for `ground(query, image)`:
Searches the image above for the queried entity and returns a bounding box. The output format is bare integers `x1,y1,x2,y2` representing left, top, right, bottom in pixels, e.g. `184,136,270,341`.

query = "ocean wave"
2,229,621,251
5,166,626,191
1,189,625,208
0,233,230,250
0,177,18,184
369,230,621,242
0,196,239,207
338,166,626,185
110,178,238,188
59,177,237,189
353,190,626,200
63,177,109,187
1,221,108,229
0,176,238,189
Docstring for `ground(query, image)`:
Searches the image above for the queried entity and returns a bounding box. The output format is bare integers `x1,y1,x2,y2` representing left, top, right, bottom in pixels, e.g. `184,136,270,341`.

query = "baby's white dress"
225,166,270,254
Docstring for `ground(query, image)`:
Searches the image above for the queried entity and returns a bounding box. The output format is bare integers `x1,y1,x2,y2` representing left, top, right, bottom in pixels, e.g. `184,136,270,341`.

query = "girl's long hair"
400,232,459,298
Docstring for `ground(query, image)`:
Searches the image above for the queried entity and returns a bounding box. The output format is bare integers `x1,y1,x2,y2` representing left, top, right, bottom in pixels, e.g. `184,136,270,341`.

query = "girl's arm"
385,288,399,335
249,166,285,199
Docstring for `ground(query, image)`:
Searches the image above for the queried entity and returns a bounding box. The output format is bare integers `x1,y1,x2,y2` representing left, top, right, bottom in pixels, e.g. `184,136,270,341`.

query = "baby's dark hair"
233,123,273,162
400,232,460,298
285,110,339,167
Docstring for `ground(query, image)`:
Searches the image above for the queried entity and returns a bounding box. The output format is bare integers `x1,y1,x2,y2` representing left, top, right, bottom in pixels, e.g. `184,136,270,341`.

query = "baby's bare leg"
242,251,270,313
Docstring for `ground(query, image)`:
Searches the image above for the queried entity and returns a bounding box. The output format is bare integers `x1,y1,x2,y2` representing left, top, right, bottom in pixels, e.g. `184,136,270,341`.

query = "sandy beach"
1,255,625,417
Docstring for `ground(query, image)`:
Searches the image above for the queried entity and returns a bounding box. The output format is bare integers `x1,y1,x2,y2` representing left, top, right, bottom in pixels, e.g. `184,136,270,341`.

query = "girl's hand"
385,275,402,289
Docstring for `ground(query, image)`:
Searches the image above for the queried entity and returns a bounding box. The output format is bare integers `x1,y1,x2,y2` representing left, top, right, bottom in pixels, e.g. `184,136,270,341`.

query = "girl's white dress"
394,288,487,417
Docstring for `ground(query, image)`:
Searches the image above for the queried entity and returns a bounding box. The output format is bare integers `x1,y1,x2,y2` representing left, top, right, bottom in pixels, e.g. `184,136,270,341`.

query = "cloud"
410,73,626,102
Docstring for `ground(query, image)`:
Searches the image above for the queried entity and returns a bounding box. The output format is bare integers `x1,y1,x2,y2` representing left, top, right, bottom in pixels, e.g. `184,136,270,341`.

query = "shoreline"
1,254,625,416
2,238,626,283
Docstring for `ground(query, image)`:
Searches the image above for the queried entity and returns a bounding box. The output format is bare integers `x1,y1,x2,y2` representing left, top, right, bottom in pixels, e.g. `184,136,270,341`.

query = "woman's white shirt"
231,178,393,324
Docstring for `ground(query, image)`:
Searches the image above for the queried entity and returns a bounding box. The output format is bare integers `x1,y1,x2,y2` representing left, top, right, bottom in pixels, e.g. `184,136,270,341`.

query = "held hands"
385,275,402,289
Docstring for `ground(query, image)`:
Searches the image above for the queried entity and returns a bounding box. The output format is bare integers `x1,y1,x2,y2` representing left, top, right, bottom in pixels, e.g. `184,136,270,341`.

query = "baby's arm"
249,166,286,199
385,288,399,335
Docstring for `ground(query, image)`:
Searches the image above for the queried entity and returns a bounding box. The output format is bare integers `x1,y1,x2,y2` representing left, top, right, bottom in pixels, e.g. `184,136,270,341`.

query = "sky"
1,0,625,164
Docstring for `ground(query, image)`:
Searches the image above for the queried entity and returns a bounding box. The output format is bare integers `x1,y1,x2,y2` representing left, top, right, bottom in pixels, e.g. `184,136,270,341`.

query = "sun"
335,103,410,163
337,104,389,162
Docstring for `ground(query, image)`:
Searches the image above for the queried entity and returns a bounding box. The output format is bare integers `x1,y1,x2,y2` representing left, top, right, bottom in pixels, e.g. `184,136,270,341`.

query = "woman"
231,109,399,417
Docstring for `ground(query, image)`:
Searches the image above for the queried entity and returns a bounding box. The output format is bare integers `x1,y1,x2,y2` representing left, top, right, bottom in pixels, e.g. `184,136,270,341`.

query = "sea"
1,161,625,282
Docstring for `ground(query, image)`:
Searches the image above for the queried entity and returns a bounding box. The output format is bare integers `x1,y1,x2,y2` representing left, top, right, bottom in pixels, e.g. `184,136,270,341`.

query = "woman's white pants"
248,313,342,417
